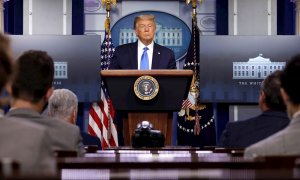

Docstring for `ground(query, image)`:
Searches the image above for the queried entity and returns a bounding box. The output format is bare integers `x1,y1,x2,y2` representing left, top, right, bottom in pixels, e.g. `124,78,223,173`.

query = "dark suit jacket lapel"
130,42,138,69
152,43,160,69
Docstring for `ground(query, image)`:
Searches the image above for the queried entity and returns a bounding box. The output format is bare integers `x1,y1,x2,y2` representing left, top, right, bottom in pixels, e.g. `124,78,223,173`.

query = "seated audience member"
244,55,300,157
48,88,102,150
218,70,289,148
7,50,85,157
0,34,55,174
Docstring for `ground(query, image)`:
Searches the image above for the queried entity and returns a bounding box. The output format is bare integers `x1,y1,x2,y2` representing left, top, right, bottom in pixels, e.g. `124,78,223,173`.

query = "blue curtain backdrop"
277,0,295,35
4,0,23,34
216,0,228,35
72,0,84,35
72,0,85,131
215,0,229,143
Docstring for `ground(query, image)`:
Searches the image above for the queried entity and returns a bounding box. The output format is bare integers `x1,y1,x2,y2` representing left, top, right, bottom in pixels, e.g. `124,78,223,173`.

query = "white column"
233,0,238,35
295,0,300,35
63,0,67,35
267,0,272,35
233,105,238,122
28,0,33,35
0,0,4,33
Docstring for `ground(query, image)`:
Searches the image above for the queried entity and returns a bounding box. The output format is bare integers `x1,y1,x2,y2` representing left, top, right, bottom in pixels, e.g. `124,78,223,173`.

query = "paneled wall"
23,0,72,35
84,0,216,37
227,0,277,123
228,0,277,35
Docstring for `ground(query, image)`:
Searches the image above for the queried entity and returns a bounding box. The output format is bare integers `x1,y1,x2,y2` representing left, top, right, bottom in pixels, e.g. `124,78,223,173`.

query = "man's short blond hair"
133,14,155,29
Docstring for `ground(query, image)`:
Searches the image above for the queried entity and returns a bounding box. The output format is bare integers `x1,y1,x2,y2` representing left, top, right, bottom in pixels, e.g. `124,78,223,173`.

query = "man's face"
135,19,156,46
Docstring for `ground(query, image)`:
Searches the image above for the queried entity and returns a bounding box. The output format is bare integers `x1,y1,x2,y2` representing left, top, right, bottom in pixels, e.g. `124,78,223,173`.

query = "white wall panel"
23,0,72,35
121,1,179,17
229,0,277,35
85,14,106,32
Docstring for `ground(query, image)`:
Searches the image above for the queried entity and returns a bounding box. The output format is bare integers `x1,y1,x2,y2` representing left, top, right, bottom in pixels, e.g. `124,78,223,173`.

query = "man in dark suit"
218,70,289,148
109,14,176,70
245,55,300,157
109,14,177,145
0,35,56,174
48,88,102,150
7,50,85,156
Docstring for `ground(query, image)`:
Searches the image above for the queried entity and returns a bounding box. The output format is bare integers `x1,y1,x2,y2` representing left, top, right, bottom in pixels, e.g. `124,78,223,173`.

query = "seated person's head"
280,54,300,118
48,89,78,124
10,50,54,111
259,70,285,112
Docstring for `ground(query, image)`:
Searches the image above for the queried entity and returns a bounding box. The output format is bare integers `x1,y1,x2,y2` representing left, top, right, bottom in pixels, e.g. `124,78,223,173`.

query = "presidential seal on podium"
134,75,159,100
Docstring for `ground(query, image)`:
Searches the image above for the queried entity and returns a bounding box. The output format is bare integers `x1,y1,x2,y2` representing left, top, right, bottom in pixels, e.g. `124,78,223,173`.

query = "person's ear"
280,88,290,104
260,90,266,100
71,108,77,124
45,87,54,100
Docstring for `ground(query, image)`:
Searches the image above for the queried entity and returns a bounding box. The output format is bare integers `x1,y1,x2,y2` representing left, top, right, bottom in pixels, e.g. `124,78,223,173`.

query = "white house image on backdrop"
54,62,68,79
232,54,286,80
119,24,182,46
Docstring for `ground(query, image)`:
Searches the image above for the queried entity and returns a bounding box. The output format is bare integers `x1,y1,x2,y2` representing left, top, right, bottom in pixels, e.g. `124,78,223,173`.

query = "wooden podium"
101,70,193,146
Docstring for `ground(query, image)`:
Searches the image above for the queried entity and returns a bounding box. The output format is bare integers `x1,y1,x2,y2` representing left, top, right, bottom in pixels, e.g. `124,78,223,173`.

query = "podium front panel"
101,70,193,111
105,76,189,111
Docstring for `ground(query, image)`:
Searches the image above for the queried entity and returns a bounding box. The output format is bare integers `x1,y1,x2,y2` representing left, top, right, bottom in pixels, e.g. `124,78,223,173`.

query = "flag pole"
101,0,116,61
101,0,116,140
186,0,203,135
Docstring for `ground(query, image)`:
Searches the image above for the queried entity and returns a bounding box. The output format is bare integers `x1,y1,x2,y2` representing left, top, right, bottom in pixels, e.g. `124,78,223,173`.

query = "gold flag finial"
101,0,117,34
186,0,203,7
186,0,203,17
101,0,117,12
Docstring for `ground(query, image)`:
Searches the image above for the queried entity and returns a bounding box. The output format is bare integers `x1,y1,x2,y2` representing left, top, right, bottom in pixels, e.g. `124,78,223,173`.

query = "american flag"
181,99,193,109
88,30,118,148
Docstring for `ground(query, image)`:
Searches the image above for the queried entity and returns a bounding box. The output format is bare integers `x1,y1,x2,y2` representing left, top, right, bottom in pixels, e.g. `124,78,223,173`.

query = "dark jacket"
109,41,176,69
81,132,102,150
218,110,289,148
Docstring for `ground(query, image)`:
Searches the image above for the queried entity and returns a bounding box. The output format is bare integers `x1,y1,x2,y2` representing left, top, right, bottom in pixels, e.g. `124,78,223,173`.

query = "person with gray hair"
48,89,78,124
48,89,101,149
7,50,84,158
